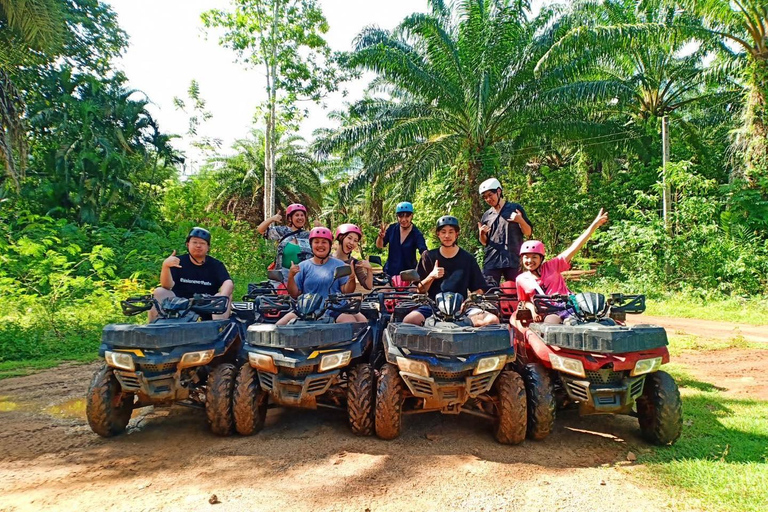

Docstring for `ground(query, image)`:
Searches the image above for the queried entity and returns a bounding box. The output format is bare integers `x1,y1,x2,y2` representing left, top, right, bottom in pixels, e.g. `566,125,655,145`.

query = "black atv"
232,266,377,436
376,274,527,445
86,294,250,437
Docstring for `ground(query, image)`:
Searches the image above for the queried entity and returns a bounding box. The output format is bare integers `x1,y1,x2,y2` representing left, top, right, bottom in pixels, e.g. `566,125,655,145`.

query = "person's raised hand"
357,258,372,271
273,213,283,223
163,250,181,269
592,208,609,229
313,219,322,227
289,262,300,278
379,222,386,238
509,209,523,224
478,222,490,236
429,259,444,280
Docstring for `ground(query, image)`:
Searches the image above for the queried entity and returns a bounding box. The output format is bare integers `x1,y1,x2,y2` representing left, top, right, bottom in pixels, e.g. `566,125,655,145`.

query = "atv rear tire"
375,363,404,440
86,363,134,437
493,370,527,445
206,363,236,436
522,363,555,440
347,364,375,436
233,364,268,436
636,370,682,445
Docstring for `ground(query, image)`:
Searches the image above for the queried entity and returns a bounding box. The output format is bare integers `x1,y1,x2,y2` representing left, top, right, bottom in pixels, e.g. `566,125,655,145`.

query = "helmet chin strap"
190,254,206,265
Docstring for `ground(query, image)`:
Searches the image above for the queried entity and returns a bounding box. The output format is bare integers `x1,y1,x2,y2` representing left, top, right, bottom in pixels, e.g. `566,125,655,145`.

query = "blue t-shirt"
295,257,350,300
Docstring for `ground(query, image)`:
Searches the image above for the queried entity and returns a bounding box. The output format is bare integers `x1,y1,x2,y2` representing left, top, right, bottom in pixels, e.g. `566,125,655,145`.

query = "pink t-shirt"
515,257,571,301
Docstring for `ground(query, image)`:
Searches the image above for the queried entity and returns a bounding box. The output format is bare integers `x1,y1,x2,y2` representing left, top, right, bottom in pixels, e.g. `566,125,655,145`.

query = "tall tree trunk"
742,58,768,192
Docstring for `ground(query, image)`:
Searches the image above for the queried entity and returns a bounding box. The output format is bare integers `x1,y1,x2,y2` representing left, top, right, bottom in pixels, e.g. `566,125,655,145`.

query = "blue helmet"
395,201,414,214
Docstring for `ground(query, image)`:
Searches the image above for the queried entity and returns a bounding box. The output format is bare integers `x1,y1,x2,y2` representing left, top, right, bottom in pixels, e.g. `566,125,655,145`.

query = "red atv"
510,292,682,445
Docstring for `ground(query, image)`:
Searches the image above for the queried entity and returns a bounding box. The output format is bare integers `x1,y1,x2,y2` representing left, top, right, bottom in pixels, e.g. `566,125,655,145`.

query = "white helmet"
479,178,502,195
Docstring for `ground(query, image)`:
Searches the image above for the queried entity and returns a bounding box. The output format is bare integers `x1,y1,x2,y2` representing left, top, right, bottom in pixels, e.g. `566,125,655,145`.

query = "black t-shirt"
170,254,231,298
417,247,488,301
480,201,532,271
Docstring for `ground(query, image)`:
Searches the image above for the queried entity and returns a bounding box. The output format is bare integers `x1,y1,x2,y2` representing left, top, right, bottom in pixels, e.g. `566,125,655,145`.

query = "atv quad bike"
376,276,527,445
233,265,377,437
86,294,250,437
511,292,682,445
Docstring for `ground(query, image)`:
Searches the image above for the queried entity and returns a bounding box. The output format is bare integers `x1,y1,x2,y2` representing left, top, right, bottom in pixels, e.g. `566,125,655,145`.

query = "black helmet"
574,292,607,320
436,215,460,231
186,227,211,245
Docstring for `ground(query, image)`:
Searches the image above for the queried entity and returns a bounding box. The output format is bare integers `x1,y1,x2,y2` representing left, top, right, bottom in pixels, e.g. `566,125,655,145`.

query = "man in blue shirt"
376,201,428,277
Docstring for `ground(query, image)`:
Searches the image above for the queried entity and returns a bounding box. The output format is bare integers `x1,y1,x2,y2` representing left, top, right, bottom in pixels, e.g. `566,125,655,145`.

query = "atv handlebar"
121,296,157,316
190,294,229,315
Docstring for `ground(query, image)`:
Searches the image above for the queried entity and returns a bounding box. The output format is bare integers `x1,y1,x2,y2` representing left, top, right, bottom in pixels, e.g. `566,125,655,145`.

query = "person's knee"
543,314,562,324
403,311,425,325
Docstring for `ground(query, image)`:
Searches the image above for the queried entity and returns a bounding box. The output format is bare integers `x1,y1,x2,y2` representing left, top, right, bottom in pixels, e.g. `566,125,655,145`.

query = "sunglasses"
397,212,413,218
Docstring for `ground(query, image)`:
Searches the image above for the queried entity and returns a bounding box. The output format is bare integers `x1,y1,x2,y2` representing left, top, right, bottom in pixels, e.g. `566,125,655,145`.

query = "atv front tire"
375,363,404,440
522,363,555,440
233,364,268,436
636,370,682,445
347,363,375,436
206,363,236,436
86,363,134,437
493,370,527,445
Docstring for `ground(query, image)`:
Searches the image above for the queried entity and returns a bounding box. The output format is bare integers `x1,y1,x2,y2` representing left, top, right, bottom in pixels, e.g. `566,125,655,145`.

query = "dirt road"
2,315,766,512
627,315,768,343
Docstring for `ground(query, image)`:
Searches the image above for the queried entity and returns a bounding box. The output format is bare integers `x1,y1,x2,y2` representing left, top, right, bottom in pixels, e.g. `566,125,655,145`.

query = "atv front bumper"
114,368,188,403
560,374,646,414
257,368,340,407
399,370,501,411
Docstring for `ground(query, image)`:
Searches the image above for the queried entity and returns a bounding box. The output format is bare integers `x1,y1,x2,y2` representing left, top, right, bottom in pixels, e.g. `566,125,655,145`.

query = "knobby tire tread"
636,370,682,445
233,364,268,436
86,363,133,437
347,364,375,436
494,370,527,445
523,363,556,440
206,363,236,436
375,363,404,440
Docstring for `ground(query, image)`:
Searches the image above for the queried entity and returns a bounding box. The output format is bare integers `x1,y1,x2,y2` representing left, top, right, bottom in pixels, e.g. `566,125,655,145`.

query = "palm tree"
206,129,322,225
536,0,740,228
668,0,768,188
317,0,583,221
1,0,66,192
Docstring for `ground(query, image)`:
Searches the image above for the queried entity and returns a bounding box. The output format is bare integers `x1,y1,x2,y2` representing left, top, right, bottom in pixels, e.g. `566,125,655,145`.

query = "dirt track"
1,316,767,512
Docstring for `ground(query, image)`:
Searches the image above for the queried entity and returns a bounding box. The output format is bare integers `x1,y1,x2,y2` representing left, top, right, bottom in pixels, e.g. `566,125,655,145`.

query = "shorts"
482,267,519,286
412,305,483,322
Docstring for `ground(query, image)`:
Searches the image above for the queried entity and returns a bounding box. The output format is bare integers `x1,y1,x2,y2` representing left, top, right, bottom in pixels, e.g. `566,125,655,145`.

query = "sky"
107,0,546,171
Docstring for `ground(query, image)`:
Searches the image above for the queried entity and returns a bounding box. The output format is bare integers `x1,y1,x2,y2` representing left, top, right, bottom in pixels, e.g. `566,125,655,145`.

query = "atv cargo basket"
388,323,511,356
530,322,667,353
247,321,367,349
102,320,230,349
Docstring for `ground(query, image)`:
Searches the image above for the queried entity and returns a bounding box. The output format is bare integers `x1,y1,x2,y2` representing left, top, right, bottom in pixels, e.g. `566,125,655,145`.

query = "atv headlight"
631,357,662,377
249,352,278,373
105,351,135,371
179,349,215,369
474,355,506,375
549,353,585,378
396,356,430,378
319,351,352,372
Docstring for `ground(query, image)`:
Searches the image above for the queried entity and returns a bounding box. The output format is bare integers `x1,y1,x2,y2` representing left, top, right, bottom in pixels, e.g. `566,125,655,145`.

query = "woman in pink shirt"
516,209,609,323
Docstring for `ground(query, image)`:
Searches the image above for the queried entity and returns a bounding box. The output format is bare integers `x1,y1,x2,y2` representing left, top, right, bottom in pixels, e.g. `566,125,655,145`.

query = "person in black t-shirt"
149,227,234,322
403,216,499,327
478,177,532,284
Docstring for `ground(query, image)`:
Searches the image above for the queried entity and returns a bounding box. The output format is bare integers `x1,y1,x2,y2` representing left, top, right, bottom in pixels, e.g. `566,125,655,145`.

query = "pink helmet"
520,240,546,257
285,203,307,218
335,223,363,240
309,226,333,242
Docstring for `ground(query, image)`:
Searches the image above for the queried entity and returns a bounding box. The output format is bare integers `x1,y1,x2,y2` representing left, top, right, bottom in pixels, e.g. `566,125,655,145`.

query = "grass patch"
666,334,766,357
0,356,96,380
638,365,768,512
645,296,767,325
